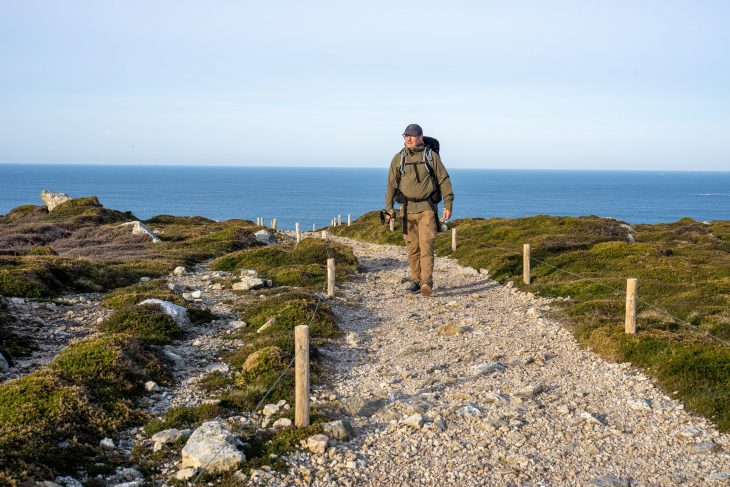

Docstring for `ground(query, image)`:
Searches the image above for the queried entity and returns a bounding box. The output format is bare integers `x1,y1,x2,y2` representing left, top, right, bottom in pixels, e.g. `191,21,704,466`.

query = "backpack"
397,136,442,205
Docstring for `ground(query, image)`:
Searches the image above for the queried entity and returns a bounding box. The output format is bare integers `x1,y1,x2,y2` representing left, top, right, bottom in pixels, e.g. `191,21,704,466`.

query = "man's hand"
443,209,452,220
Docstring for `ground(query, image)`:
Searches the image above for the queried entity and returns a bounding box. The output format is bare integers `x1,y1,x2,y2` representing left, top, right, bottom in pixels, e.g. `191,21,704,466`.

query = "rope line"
193,233,334,483
455,234,730,347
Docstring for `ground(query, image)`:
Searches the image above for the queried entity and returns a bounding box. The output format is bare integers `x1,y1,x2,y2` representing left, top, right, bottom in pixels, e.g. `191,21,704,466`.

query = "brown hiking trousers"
403,210,437,287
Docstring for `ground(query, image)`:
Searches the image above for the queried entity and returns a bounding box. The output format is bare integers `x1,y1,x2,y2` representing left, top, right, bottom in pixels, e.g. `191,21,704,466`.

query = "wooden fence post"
312,224,316,232
294,325,310,427
389,218,394,232
523,244,531,285
625,278,638,334
451,228,457,252
347,214,351,226
338,214,342,226
295,223,302,243
327,258,335,298
321,230,328,240
271,218,277,230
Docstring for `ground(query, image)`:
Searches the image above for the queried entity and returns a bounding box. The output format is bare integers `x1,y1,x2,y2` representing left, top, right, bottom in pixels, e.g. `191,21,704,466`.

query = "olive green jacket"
385,143,454,214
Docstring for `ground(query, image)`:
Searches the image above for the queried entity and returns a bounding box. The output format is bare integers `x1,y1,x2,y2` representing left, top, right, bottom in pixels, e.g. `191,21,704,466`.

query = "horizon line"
0,162,728,173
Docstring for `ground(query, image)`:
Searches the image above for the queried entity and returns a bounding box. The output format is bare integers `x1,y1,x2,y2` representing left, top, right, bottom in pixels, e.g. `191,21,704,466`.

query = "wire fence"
192,233,335,484
455,234,730,347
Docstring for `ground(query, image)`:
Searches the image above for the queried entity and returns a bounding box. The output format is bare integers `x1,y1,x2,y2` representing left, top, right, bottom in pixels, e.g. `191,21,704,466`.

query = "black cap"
402,124,423,136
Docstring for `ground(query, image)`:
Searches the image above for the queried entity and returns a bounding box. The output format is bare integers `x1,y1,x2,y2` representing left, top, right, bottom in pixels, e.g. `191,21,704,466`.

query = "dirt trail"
272,236,730,487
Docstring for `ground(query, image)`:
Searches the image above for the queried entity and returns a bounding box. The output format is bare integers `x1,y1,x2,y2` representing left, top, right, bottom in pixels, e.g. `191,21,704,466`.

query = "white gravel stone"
144,381,159,392
273,418,293,428
173,266,186,276
307,434,329,454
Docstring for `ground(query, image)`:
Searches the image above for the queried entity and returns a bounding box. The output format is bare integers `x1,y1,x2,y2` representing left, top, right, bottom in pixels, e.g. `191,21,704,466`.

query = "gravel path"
273,237,730,487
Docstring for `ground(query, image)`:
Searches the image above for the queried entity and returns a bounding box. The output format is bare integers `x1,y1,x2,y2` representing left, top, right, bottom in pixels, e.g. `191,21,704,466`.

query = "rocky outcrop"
254,230,276,245
138,299,191,328
40,190,72,211
181,420,245,473
118,221,161,243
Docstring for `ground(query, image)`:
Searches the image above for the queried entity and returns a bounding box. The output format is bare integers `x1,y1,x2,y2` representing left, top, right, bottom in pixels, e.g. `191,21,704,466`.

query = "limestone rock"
321,420,356,441
118,221,161,243
100,437,115,449
206,362,230,374
273,418,292,429
254,230,276,245
181,420,245,473
232,277,266,291
175,468,197,481
41,190,72,211
257,317,276,333
173,266,186,276
144,381,159,392
191,290,202,299
263,403,280,417
306,434,329,454
138,299,191,328
400,413,424,429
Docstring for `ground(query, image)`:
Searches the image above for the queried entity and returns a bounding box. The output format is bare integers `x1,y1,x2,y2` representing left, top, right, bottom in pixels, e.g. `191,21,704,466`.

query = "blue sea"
0,165,728,230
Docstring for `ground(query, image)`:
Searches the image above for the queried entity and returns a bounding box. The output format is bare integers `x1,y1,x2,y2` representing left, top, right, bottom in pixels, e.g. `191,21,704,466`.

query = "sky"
0,1,728,170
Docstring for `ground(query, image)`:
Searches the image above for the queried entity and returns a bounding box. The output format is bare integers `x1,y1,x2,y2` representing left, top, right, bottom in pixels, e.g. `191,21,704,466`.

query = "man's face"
403,134,423,149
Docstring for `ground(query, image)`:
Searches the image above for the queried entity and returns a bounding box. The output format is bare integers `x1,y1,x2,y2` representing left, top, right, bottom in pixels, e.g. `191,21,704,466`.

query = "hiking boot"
405,281,421,293
420,284,432,297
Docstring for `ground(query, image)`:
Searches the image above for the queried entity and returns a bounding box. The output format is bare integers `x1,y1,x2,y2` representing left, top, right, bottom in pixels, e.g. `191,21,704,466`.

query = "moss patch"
0,371,113,480
50,334,168,403
100,305,181,345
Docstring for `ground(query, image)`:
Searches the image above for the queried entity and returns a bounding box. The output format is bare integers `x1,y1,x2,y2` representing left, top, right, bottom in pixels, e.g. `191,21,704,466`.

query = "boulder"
118,221,161,243
181,420,245,473
254,230,276,245
138,299,191,328
232,277,266,291
306,434,329,454
41,190,72,211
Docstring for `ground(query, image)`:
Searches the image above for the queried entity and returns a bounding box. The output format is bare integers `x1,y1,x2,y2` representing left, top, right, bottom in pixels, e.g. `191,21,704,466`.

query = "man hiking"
385,123,454,296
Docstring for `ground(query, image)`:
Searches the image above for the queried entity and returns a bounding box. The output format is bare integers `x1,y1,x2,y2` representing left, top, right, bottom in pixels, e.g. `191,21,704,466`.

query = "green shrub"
100,305,181,345
50,335,167,403
144,403,227,435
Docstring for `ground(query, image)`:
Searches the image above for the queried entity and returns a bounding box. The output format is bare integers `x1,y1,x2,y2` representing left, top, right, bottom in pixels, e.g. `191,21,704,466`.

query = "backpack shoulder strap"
399,149,407,174
423,148,435,176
